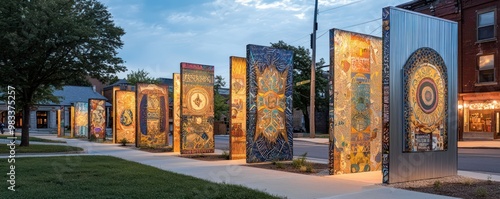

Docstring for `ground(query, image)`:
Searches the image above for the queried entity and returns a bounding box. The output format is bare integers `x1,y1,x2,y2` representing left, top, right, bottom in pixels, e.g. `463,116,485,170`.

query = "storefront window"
469,110,493,132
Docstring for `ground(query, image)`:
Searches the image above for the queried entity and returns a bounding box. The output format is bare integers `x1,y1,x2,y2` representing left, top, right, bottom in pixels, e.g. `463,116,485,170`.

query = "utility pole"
309,0,318,138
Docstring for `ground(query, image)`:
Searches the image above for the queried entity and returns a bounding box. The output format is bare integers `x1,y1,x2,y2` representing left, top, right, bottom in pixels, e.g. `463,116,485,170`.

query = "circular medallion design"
186,87,210,113
416,78,438,113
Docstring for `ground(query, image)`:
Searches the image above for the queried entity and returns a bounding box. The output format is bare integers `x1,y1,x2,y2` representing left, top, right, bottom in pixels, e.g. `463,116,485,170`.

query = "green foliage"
120,138,128,146
475,187,488,198
126,69,159,85
221,150,230,160
214,75,229,121
433,180,442,190
0,144,83,153
292,152,308,169
0,135,66,143
0,0,126,146
270,41,328,132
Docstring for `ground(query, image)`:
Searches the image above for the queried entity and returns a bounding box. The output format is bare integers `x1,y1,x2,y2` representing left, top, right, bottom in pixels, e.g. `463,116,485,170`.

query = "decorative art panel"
382,6,457,184
136,83,169,148
111,86,119,143
173,73,181,152
73,102,88,138
246,44,293,163
403,47,448,152
230,56,247,160
180,62,215,154
115,90,136,144
329,29,382,175
88,99,106,141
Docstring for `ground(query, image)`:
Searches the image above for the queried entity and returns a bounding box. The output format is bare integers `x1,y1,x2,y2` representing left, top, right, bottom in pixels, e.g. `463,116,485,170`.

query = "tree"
270,41,328,133
0,0,126,146
214,75,229,121
126,69,159,85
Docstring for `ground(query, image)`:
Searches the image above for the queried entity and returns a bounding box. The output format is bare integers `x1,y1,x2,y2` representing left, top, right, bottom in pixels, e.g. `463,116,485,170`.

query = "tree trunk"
20,104,30,147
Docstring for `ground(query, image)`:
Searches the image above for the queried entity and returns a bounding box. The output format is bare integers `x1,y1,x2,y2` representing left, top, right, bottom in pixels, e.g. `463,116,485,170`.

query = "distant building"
399,0,500,140
0,86,110,131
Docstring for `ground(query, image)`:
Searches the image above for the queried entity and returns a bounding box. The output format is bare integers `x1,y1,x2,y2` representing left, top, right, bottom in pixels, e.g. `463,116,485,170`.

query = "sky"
100,0,411,84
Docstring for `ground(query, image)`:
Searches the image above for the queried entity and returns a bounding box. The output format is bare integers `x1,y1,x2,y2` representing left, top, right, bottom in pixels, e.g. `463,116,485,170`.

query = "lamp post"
309,0,318,138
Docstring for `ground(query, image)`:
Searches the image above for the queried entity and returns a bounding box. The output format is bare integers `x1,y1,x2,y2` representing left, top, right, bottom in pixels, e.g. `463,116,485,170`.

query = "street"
214,136,500,175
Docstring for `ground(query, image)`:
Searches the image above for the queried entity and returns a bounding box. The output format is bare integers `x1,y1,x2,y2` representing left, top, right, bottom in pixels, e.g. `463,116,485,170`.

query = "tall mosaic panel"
229,56,247,160
115,90,136,144
73,102,88,138
180,62,215,154
329,29,382,175
136,83,169,148
382,7,457,184
88,99,106,141
111,86,119,143
246,44,293,163
173,73,181,152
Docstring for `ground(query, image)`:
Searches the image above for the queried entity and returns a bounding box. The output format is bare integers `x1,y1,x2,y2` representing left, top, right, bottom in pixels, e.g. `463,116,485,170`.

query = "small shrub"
275,161,284,169
89,134,97,142
221,150,230,160
433,180,442,190
463,179,474,186
487,175,493,185
292,152,308,169
305,164,314,173
120,138,128,146
475,187,488,198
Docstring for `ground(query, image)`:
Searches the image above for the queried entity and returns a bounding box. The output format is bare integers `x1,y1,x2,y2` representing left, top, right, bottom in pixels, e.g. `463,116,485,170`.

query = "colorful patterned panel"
230,56,247,160
111,86,119,143
136,83,169,148
73,102,88,138
246,44,293,163
180,62,215,154
173,73,181,152
403,48,448,152
89,99,106,141
115,91,136,144
329,29,382,175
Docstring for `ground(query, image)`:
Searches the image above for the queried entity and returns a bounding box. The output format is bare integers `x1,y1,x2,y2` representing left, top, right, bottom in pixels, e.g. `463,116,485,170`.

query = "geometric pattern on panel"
230,56,247,160
180,62,215,154
329,29,382,175
136,83,169,148
246,44,294,163
115,90,136,144
403,47,448,152
88,99,106,141
173,73,181,152
73,102,88,138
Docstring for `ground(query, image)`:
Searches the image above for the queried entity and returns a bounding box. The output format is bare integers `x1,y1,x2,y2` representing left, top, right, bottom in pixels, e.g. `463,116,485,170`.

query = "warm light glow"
458,104,463,109
467,101,500,110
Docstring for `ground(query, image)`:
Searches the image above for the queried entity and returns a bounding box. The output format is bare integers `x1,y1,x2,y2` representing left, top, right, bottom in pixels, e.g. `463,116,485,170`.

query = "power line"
315,17,381,40
318,0,364,14
369,25,382,35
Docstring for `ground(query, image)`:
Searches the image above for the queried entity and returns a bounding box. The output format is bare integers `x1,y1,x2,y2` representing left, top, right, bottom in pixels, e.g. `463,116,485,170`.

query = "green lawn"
0,144,83,154
1,156,280,198
0,135,66,143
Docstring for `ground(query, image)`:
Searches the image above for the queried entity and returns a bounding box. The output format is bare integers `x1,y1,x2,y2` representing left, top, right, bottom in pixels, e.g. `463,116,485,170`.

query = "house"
399,0,500,140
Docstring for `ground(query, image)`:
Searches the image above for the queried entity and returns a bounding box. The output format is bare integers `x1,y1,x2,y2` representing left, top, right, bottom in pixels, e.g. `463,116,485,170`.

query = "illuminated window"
477,9,496,42
37,111,48,128
478,54,495,83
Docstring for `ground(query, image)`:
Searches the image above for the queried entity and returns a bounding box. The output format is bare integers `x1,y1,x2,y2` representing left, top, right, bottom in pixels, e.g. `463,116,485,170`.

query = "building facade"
400,0,500,140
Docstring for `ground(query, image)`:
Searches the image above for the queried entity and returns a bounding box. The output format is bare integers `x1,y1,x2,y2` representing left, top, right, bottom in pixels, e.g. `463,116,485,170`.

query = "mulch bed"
245,161,330,176
389,175,500,199
179,154,230,161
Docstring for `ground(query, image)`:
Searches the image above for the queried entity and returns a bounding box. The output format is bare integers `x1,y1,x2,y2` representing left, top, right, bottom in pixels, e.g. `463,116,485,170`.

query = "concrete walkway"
4,134,499,198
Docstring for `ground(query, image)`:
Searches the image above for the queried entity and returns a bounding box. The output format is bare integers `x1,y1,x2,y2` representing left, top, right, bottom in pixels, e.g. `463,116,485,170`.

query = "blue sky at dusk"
101,0,410,83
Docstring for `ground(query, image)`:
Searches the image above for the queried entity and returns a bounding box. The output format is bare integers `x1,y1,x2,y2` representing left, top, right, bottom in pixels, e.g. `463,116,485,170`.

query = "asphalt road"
214,136,500,175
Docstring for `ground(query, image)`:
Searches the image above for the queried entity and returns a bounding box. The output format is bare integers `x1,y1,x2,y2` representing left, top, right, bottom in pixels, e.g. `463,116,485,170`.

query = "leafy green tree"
214,75,229,121
126,69,159,85
270,41,328,133
0,0,126,146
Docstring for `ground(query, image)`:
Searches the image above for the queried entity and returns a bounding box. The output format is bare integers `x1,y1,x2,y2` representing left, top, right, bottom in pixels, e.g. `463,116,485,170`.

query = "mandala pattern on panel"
89,99,106,141
173,73,181,152
329,29,382,175
246,44,293,163
74,102,88,138
403,47,448,152
180,62,215,154
230,56,247,160
381,7,391,184
136,84,168,148
115,91,136,144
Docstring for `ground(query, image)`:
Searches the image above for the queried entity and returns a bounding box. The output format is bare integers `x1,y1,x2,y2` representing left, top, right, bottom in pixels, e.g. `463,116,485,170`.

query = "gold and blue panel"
180,62,215,154
246,44,294,163
73,102,88,138
136,83,169,148
173,73,181,152
230,56,247,160
329,29,382,175
88,99,106,141
115,90,136,144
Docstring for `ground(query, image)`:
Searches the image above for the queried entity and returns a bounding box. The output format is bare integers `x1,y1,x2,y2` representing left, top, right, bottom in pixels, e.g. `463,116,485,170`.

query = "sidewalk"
5,135,487,199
